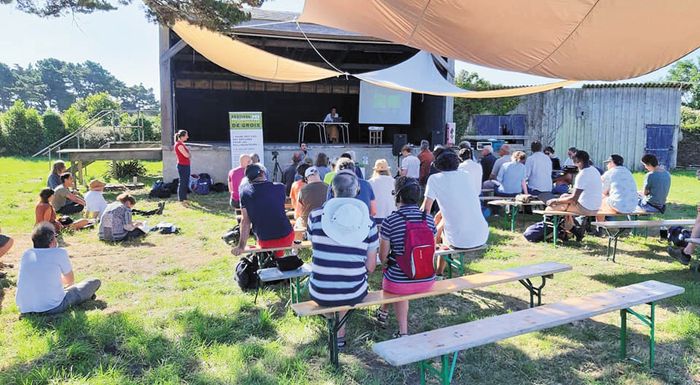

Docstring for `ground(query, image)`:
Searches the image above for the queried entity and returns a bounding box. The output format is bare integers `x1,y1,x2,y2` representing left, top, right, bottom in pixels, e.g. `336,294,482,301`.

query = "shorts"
0,234,10,248
257,231,295,257
382,277,435,295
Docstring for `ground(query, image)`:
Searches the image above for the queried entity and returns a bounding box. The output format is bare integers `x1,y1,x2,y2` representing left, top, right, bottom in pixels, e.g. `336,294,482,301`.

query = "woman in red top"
174,130,191,203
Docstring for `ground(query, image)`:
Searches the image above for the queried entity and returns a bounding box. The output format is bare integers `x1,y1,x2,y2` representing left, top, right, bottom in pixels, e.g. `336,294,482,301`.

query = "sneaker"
336,335,346,349
156,201,165,215
668,247,692,266
392,331,408,339
91,294,97,301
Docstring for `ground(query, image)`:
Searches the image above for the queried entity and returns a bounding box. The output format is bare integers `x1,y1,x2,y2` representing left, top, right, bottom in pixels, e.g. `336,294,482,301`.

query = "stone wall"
677,131,700,167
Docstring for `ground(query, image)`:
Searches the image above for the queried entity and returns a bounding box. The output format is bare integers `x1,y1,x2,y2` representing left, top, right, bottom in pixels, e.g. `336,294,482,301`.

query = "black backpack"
211,182,228,193
235,254,260,291
149,180,172,198
168,179,180,194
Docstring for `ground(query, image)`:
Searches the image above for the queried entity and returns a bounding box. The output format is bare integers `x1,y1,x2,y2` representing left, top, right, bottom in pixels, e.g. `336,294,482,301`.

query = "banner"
445,122,456,146
229,112,264,168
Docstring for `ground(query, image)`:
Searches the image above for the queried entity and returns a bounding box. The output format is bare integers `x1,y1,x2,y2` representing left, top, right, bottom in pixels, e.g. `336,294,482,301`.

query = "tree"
453,70,521,140
3,0,264,32
64,92,121,132
121,84,159,110
666,59,700,109
0,63,15,110
43,110,68,144
1,100,45,155
36,58,74,110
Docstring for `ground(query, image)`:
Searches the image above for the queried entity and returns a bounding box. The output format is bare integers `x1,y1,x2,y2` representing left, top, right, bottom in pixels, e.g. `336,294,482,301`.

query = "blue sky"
1,0,697,95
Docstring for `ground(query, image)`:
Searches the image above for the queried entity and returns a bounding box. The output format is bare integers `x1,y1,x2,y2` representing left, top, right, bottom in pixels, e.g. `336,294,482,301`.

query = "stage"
162,142,395,184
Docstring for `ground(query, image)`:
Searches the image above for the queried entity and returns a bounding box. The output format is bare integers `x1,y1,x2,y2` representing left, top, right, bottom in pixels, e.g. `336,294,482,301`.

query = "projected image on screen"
359,81,412,124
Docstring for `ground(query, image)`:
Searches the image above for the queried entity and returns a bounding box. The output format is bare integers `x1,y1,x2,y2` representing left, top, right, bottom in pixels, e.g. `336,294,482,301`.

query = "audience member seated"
308,172,378,348
458,147,482,192
479,145,497,183
544,146,561,170
53,173,86,215
340,152,364,179
0,226,13,278
596,154,638,222
298,166,328,229
562,146,577,167
232,164,294,258
496,151,528,197
490,144,512,180
423,149,489,277
15,223,101,315
98,193,148,242
525,141,553,195
291,163,311,222
668,204,699,265
327,158,377,216
36,188,91,231
84,180,108,219
368,159,396,226
228,154,251,209
400,145,420,179
552,167,577,195
314,152,331,181
418,140,434,186
376,176,436,337
323,157,338,185
546,150,602,232
47,160,67,190
282,152,304,197
638,154,671,213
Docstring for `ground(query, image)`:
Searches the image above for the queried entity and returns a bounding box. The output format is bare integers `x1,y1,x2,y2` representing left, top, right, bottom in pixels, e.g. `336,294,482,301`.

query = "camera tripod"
271,153,284,182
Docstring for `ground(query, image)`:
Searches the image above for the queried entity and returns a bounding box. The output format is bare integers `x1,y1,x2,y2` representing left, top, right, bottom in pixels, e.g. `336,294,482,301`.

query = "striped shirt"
307,202,380,307
380,205,437,283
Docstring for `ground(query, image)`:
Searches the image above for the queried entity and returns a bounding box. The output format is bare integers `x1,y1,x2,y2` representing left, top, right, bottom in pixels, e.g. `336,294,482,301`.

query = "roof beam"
160,39,188,63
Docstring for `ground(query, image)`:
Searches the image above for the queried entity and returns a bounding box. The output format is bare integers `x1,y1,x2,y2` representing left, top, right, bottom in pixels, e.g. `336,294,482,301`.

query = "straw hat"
373,159,390,172
89,179,106,190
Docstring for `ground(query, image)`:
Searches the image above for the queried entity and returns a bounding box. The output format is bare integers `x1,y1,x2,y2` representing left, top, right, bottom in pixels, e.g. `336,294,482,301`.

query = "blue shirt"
307,203,380,307
240,181,292,241
327,177,376,212
497,161,526,194
380,205,437,283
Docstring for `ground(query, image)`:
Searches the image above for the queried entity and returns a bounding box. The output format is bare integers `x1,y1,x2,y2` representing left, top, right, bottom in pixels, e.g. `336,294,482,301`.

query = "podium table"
298,121,350,144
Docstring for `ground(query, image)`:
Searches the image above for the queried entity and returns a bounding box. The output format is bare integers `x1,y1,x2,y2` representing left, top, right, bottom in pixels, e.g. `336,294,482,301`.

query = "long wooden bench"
434,245,488,278
487,199,546,231
533,209,652,246
373,280,684,385
291,262,572,368
591,219,696,262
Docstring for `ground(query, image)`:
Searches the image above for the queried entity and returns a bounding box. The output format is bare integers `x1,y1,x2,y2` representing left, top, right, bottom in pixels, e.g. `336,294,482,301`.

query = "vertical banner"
445,122,456,146
229,112,264,168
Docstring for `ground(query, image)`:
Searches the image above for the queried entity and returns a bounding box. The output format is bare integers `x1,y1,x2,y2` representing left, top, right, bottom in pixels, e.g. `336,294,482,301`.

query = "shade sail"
172,21,342,83
299,0,700,81
356,51,575,98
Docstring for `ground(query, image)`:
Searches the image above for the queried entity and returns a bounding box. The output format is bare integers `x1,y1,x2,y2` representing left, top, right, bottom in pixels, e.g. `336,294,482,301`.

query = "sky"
1,0,698,95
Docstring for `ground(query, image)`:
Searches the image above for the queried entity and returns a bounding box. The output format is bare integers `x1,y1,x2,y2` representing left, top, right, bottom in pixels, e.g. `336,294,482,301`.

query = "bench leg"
322,310,354,368
605,228,629,263
518,274,552,308
619,302,656,369
552,215,560,247
510,208,519,232
418,352,459,385
441,253,466,279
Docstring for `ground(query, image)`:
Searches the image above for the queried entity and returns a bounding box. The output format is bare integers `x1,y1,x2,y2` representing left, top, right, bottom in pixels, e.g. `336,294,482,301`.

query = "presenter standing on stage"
174,130,191,205
323,107,340,144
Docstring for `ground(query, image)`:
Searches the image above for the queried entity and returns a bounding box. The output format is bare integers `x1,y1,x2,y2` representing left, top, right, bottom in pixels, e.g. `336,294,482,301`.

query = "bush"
107,160,146,180
43,110,68,145
2,100,44,155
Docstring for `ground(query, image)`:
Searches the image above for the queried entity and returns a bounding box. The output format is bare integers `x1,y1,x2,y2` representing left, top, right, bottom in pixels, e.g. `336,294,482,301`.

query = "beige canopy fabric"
172,21,342,83
300,0,700,81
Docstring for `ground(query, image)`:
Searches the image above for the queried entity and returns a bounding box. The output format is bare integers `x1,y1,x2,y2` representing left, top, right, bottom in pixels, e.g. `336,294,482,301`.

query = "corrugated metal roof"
582,82,691,89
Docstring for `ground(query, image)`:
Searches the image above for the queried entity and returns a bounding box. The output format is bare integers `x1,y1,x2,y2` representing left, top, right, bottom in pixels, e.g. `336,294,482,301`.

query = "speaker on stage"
392,134,407,156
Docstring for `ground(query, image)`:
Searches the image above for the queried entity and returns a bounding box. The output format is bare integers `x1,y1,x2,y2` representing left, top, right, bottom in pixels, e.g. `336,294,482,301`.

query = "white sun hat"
321,197,372,245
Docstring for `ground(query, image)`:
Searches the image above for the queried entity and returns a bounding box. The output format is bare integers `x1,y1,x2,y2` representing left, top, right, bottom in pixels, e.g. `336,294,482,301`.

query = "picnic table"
487,199,546,231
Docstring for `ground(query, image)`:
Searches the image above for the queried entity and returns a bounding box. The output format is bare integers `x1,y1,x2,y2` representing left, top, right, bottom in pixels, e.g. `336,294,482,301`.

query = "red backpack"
395,212,436,279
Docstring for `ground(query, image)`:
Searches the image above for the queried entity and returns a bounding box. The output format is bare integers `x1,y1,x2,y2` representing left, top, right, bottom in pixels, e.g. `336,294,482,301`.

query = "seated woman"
98,193,148,242
376,177,436,337
47,160,67,190
35,188,92,231
495,151,528,197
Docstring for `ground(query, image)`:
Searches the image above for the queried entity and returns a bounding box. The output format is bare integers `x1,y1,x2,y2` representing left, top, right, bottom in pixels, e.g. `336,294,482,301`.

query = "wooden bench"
487,199,546,231
592,219,696,262
257,263,313,304
373,280,684,384
533,209,652,246
435,245,488,278
291,262,572,368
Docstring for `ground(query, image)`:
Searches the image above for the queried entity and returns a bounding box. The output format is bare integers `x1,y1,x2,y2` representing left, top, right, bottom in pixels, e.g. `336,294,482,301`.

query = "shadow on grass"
175,307,278,345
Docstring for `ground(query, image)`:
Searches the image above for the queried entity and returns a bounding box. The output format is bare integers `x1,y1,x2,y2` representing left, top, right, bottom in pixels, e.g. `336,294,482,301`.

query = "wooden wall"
511,87,682,170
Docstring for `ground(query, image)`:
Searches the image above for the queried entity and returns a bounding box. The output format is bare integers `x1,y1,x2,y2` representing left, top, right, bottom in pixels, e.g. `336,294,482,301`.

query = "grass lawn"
1,157,699,384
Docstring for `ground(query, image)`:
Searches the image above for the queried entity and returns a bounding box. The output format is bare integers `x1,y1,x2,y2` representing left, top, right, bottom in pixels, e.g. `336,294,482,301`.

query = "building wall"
512,87,682,170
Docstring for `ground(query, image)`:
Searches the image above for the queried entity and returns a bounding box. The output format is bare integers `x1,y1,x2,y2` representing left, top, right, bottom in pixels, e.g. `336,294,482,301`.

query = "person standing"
368,159,396,226
400,145,420,179
417,140,434,186
637,154,671,213
16,223,101,315
174,130,191,204
525,141,553,195
228,154,251,209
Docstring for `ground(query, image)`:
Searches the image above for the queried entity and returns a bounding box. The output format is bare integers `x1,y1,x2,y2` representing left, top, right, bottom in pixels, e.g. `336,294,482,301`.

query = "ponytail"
175,129,188,142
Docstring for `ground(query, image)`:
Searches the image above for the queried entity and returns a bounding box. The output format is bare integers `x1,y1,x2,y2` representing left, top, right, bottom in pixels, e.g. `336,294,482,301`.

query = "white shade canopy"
299,0,700,81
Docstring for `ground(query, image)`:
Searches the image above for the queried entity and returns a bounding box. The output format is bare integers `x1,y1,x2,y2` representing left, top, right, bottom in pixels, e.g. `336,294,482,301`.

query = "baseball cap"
305,166,319,178
245,163,264,180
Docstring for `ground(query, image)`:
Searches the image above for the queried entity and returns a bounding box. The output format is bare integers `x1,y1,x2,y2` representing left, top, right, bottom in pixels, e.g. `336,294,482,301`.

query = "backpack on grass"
395,212,436,279
235,254,259,291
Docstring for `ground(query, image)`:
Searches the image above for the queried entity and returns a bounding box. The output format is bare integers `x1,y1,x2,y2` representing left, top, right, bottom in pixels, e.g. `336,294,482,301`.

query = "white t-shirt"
425,171,489,248
574,166,603,211
563,157,574,167
368,174,396,219
84,190,108,216
16,248,72,313
525,151,552,192
401,155,421,179
323,113,339,123
601,166,638,213
458,160,483,192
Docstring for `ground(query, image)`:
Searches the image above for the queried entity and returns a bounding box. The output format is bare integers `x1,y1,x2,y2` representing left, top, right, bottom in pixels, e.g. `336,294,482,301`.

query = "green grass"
1,157,700,384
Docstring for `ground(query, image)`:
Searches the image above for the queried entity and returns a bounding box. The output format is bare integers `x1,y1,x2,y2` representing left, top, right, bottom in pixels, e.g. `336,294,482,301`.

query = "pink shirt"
229,167,245,201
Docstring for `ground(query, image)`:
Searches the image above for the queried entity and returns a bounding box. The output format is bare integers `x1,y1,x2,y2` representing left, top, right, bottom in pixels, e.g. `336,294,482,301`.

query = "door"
645,124,675,170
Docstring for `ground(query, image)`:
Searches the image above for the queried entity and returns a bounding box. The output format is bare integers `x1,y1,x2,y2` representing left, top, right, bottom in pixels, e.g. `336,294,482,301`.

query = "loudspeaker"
392,134,407,156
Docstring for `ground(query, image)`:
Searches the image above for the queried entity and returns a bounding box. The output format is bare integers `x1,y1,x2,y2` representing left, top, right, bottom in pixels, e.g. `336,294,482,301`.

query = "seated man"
99,193,148,242
298,166,328,229
327,158,377,216
496,151,528,197
668,204,700,265
15,223,101,315
53,172,86,215
457,147,482,193
597,154,638,221
525,141,553,195
546,150,602,231
638,154,671,213
84,180,108,219
228,154,251,209
232,163,294,258
308,172,378,347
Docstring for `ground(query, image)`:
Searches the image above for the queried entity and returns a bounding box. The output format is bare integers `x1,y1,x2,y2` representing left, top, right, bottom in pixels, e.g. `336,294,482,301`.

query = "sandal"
392,331,408,339
375,308,389,328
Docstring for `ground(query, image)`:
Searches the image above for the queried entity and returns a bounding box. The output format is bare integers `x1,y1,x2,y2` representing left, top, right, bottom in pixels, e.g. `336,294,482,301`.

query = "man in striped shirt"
308,172,379,348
